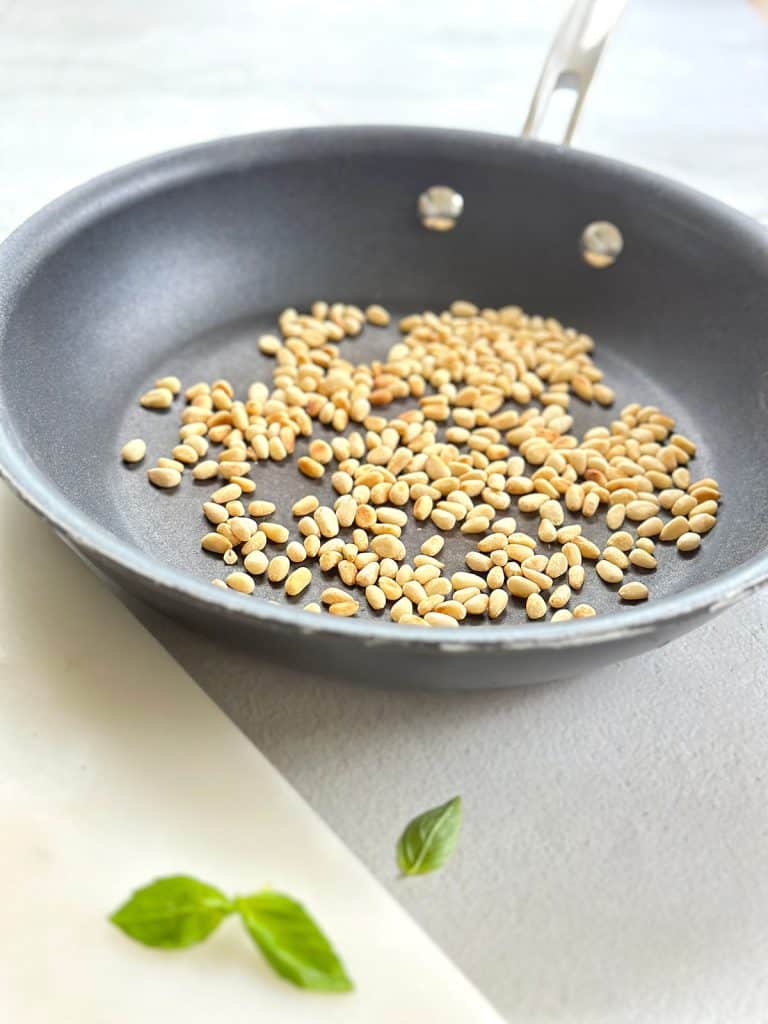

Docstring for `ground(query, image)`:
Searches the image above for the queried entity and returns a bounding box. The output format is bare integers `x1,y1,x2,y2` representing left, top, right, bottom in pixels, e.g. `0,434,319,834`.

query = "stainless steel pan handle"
522,0,627,145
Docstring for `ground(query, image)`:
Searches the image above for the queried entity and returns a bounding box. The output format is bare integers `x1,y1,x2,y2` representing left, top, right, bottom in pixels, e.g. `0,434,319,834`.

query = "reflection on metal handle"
522,0,626,146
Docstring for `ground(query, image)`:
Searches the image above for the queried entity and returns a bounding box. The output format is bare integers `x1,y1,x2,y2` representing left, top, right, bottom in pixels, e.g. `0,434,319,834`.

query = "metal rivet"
418,186,464,232
580,221,623,268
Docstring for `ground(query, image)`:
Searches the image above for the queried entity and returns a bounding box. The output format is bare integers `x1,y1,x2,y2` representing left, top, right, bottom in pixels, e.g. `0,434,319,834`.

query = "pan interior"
1,130,766,626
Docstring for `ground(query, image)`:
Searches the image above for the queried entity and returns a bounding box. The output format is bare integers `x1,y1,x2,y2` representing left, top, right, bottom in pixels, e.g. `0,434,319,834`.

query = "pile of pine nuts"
122,300,720,626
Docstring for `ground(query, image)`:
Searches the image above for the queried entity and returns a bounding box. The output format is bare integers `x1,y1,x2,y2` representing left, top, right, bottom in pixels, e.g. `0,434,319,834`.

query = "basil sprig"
110,875,352,993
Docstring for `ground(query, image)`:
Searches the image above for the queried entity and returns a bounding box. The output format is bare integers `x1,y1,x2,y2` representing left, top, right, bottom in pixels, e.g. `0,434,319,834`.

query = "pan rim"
1,123,767,651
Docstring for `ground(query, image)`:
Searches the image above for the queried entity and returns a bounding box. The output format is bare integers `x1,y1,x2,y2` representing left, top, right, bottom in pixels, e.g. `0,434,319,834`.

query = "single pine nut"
596,559,624,584
464,594,490,615
659,516,689,542
314,507,340,538
260,522,289,544
551,609,573,622
525,593,547,620
366,304,391,326
297,456,325,479
226,572,254,594
193,460,220,480
267,555,290,582
676,532,701,552
549,584,571,609
507,576,540,599
365,584,387,610
259,334,281,354
303,602,322,613
606,504,626,530
292,495,319,516
487,589,508,619
140,387,174,409
244,550,269,575
629,548,657,569
155,375,181,394
619,581,649,601
568,565,585,590
637,516,663,538
211,483,241,504
636,537,655,553
248,500,276,517
688,513,716,534
602,546,629,569
148,466,181,488
328,599,360,616
572,603,596,618
626,499,658,521
121,438,146,463
546,552,568,579
201,532,232,554
285,567,312,596
158,457,184,472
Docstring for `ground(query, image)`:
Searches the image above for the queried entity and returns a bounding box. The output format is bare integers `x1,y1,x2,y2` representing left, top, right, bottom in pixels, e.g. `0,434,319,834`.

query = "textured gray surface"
2,0,768,1020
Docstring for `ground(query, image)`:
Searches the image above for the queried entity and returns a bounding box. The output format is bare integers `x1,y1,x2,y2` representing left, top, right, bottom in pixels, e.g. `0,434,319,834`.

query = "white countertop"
2,1,768,1020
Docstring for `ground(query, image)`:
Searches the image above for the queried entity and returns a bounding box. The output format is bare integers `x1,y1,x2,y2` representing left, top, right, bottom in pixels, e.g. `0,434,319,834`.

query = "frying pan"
1,1,767,690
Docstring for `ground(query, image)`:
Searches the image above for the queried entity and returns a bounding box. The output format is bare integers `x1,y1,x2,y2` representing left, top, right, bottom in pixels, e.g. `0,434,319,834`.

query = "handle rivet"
418,186,464,231
580,220,623,268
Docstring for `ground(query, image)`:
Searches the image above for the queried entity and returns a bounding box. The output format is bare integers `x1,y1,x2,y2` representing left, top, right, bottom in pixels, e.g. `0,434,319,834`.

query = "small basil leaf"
110,875,232,948
396,796,462,876
236,891,353,992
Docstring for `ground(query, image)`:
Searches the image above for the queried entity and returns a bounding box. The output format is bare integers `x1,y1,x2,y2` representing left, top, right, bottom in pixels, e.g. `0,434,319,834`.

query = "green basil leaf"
110,875,232,948
236,891,353,992
396,796,462,876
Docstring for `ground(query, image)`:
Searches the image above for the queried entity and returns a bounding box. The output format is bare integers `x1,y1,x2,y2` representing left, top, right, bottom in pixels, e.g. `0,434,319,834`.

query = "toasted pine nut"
328,599,359,616
121,438,146,463
596,559,624,584
525,593,547,620
244,550,268,575
619,581,649,601
140,387,174,409
148,467,181,488
572,603,596,618
267,555,290,582
285,567,312,596
226,572,254,594
676,532,701,552
366,304,391,326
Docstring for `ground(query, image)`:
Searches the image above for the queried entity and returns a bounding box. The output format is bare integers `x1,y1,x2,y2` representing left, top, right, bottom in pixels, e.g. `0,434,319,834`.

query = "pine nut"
549,584,571,609
637,516,663,537
211,483,241,504
629,548,657,569
525,593,547,620
201,532,231,554
659,516,689,542
676,532,701,552
298,456,325,479
140,387,174,409
244,550,268,575
596,559,624,584
366,304,391,326
626,500,658,521
507,576,540,599
158,457,184,472
551,609,573,622
292,495,319,516
572,603,596,618
619,581,649,601
688,512,716,534
226,572,254,594
602,546,629,569
487,590,508,619
314,507,340,538
285,567,312,596
568,565,585,590
148,467,181,488
328,599,360,616
121,438,146,463
267,555,290,582
606,504,626,530
303,602,321,613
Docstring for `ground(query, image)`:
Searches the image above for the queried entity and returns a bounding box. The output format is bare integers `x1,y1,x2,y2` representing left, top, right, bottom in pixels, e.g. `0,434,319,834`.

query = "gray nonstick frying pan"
1,1,766,690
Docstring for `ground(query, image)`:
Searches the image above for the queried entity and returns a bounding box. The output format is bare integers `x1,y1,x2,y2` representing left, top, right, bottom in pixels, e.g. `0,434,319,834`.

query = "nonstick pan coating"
1,127,767,688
